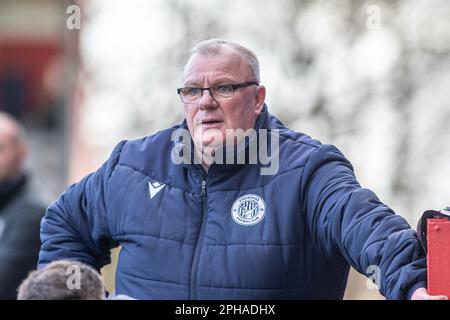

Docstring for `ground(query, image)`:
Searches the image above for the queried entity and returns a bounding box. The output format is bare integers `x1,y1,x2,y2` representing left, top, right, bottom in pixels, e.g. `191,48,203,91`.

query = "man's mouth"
199,119,223,128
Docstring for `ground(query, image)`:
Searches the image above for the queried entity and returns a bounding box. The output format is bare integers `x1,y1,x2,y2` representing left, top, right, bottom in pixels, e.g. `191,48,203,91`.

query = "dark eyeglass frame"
177,81,259,103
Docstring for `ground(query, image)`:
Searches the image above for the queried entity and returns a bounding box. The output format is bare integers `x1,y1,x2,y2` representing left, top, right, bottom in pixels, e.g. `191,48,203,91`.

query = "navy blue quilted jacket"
39,105,426,299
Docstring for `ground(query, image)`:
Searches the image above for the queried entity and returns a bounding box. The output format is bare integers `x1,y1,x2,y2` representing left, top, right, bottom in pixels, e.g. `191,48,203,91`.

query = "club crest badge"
231,194,266,226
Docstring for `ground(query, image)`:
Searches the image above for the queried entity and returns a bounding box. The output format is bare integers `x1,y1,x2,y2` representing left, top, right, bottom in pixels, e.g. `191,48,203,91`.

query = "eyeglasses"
177,81,259,103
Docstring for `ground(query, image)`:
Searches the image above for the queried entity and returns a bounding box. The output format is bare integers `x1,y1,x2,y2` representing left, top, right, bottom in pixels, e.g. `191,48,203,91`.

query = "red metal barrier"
427,218,450,297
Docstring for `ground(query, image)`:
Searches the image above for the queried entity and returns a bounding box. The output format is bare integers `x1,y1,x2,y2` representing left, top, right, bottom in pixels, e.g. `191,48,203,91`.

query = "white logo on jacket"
148,180,165,199
231,194,266,226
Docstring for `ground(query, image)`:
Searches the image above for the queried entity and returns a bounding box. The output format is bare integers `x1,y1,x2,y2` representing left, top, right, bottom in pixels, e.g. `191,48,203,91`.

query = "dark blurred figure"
17,260,106,300
38,56,64,130
0,66,26,122
0,112,46,299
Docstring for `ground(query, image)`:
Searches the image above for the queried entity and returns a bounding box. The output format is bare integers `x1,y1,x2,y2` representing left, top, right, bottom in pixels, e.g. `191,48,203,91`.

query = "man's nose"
198,88,217,110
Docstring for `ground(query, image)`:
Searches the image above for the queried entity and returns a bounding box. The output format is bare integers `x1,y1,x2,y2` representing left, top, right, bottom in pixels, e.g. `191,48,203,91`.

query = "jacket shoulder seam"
108,140,127,181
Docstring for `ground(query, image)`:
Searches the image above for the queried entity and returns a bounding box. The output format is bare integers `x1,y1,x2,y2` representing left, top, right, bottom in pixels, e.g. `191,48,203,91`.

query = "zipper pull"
201,179,206,197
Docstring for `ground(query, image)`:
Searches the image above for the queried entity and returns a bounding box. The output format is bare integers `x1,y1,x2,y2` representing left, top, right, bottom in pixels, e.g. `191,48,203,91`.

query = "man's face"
0,132,24,182
182,50,266,150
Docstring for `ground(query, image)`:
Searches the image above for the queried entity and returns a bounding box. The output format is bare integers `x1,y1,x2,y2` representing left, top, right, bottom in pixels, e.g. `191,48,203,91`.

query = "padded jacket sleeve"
301,144,427,300
38,141,126,270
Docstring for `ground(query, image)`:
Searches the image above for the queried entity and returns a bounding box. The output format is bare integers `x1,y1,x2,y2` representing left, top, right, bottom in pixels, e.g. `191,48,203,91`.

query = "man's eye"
216,85,233,94
183,88,201,96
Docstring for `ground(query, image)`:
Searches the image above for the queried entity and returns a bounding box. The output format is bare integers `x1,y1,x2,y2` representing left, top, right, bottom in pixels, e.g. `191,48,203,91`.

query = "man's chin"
195,129,225,147
199,140,225,150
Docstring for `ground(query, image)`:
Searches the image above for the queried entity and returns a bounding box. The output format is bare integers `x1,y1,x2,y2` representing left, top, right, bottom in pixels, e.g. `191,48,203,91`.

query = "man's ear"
254,85,266,116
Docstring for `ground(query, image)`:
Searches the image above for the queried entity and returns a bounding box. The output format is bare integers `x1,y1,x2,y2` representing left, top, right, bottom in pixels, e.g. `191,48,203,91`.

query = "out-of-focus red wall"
0,40,61,116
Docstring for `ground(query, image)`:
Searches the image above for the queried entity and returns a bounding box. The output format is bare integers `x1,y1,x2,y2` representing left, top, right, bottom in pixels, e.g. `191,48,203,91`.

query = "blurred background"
1,0,449,299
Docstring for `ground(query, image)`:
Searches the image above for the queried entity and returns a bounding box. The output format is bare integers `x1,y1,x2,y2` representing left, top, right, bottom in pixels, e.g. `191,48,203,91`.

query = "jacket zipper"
190,175,207,299
200,179,206,197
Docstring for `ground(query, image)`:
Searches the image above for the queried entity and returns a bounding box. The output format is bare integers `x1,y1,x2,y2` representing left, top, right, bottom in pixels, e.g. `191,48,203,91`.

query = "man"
39,39,446,300
0,112,46,299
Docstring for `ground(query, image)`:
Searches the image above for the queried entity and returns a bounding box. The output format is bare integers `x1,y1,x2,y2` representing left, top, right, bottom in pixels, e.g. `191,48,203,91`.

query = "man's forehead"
183,69,239,84
183,52,249,81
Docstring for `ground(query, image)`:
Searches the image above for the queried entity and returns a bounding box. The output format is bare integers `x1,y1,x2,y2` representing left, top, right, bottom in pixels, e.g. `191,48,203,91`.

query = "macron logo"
149,180,165,199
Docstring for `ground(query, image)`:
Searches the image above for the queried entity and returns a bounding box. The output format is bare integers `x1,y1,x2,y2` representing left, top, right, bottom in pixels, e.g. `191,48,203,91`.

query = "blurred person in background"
39,39,446,300
17,260,105,300
0,112,46,299
0,66,26,122
17,259,135,300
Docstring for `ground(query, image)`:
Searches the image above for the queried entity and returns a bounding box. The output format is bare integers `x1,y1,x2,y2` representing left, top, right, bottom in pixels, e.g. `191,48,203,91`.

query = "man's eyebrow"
184,78,237,87
183,82,200,87
213,79,237,85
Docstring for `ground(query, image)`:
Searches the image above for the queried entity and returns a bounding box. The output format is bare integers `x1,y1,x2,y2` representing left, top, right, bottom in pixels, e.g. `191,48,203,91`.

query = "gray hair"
186,39,261,83
17,260,106,300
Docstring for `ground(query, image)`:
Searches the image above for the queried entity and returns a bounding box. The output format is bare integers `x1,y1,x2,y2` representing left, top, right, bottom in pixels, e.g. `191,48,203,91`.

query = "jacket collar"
174,104,276,175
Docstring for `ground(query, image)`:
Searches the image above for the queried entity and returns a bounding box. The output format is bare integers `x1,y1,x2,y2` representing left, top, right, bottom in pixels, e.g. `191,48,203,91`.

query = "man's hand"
411,288,448,300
